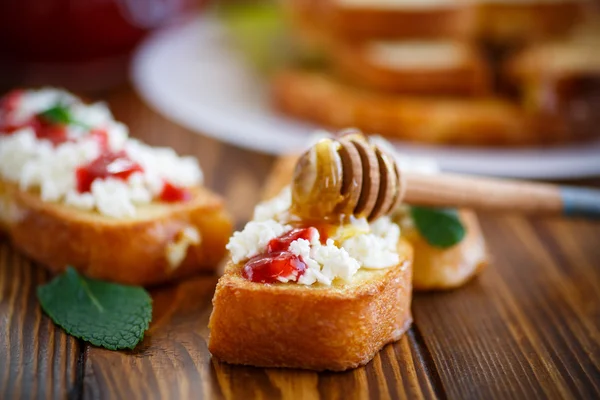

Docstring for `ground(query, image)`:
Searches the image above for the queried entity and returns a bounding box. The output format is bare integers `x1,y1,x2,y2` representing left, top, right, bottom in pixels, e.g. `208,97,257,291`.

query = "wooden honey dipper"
290,132,600,221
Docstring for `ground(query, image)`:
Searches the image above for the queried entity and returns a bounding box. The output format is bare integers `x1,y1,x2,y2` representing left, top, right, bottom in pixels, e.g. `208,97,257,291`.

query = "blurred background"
1,0,599,179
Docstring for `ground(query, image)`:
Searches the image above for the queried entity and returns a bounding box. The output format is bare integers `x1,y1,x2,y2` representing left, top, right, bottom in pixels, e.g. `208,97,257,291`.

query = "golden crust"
263,155,488,291
326,2,477,40
208,240,413,371
505,38,600,98
271,69,569,146
478,2,586,43
0,180,232,286
285,0,585,43
332,41,491,96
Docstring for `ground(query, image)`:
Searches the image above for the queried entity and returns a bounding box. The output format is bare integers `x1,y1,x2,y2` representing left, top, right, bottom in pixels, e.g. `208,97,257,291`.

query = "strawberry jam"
0,90,22,116
267,227,317,252
243,252,307,284
242,227,317,284
29,116,69,145
160,181,192,203
90,129,110,152
1,114,69,145
76,150,143,193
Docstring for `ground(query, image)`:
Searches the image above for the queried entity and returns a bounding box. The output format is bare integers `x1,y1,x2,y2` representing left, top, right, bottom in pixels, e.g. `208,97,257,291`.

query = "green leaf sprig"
410,206,466,248
38,103,90,129
37,267,152,350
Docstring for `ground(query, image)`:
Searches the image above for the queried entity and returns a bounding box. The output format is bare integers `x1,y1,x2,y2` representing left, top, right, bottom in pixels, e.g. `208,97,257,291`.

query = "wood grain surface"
0,88,599,400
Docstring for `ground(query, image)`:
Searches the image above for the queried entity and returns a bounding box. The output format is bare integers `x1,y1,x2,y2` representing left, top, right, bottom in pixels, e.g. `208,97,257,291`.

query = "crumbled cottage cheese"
227,219,292,263
227,186,402,286
0,88,203,218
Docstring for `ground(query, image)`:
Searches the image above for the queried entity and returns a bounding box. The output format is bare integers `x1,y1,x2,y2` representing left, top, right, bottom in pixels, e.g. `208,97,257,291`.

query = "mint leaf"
37,267,152,350
410,206,466,248
39,103,89,129
39,104,73,125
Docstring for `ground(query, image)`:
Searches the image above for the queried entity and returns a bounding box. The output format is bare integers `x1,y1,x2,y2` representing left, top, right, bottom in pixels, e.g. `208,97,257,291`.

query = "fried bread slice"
505,37,600,107
208,239,413,371
477,0,587,43
325,0,477,40
332,40,491,95
0,179,232,286
272,69,569,146
399,209,487,290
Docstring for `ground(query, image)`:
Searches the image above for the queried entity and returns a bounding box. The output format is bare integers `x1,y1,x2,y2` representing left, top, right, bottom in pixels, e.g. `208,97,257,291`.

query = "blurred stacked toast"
272,0,599,146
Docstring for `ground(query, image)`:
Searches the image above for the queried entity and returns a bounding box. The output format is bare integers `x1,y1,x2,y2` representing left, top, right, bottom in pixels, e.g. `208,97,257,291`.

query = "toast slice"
396,209,487,290
504,36,600,139
272,69,569,146
208,239,413,371
325,0,477,40
505,37,600,107
476,0,586,43
332,40,491,95
0,88,232,286
0,179,232,286
263,154,487,291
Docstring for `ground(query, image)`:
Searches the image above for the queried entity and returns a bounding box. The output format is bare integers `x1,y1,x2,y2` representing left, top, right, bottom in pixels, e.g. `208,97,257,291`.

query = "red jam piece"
76,150,143,193
267,227,316,253
90,129,110,152
0,90,24,134
160,181,192,203
0,120,29,134
1,90,22,114
1,97,70,146
242,252,307,284
29,117,69,146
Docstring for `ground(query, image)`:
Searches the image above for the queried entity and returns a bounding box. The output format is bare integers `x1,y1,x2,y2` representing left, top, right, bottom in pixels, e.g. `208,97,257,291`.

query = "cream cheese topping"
228,186,402,286
0,88,203,218
227,219,293,264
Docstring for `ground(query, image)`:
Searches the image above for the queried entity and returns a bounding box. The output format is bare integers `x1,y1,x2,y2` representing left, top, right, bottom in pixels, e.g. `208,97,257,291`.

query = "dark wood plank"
83,276,220,400
411,214,600,400
0,241,80,400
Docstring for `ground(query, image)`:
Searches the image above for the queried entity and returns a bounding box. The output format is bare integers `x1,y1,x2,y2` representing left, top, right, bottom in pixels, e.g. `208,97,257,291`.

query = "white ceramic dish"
132,16,600,179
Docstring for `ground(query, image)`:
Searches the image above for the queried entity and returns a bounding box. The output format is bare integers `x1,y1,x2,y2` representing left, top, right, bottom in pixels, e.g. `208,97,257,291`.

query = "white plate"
132,16,600,179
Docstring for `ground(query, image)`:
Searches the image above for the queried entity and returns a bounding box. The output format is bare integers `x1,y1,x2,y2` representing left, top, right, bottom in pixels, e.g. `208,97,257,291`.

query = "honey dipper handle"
403,172,600,218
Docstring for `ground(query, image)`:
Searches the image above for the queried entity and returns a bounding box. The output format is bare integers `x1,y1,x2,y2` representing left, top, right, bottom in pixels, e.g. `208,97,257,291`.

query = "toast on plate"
505,36,600,108
332,40,491,95
0,88,232,286
504,35,600,140
476,0,587,43
325,0,477,40
263,154,488,291
272,69,569,146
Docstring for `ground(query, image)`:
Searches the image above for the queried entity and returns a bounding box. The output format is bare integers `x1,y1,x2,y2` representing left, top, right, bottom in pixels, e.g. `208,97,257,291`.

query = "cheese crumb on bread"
227,186,402,286
0,88,203,218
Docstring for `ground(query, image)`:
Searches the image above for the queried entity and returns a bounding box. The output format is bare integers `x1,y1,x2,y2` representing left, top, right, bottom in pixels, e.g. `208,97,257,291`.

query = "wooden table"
1,88,599,400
